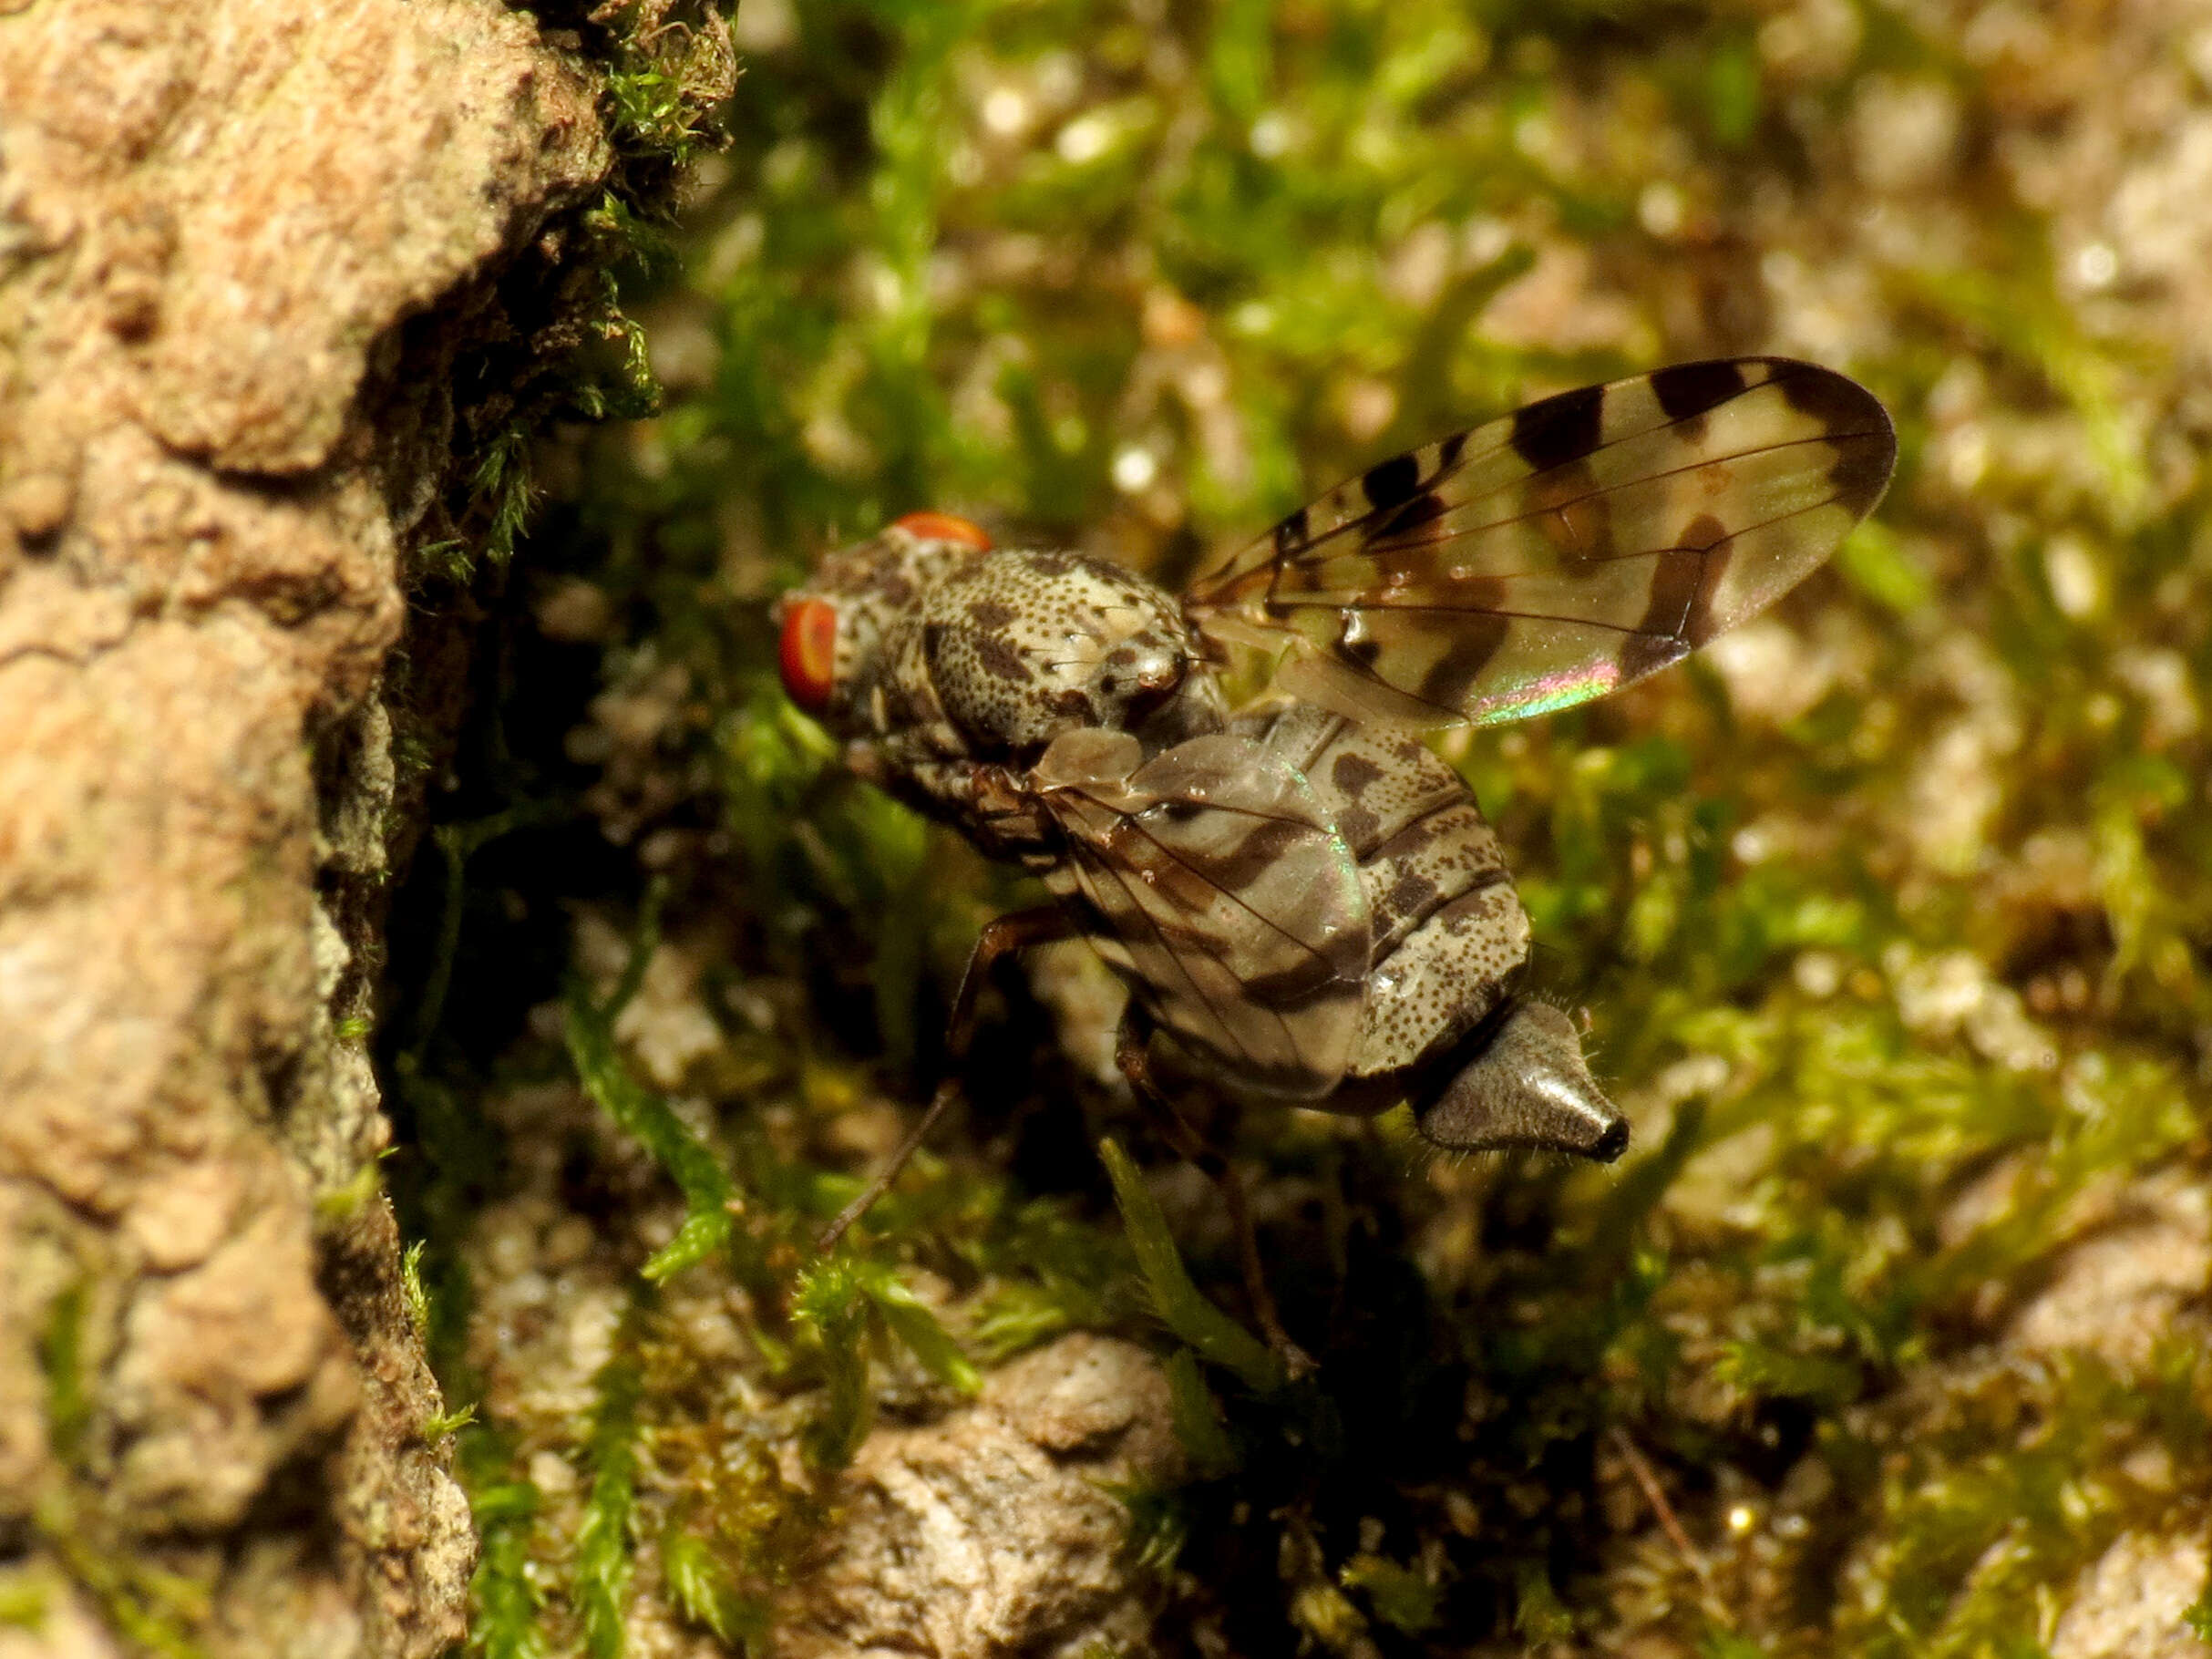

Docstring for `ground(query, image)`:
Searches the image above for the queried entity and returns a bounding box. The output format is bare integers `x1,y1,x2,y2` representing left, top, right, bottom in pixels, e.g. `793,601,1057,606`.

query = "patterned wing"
1185,357,1897,727
1032,730,1372,1099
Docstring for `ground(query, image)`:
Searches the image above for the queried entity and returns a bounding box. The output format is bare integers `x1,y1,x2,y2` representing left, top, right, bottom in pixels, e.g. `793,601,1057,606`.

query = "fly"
775,358,1896,1364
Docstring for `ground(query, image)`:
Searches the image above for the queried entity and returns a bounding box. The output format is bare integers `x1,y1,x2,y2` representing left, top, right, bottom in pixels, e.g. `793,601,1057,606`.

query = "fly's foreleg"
1113,1005,1314,1379
817,905,1077,1252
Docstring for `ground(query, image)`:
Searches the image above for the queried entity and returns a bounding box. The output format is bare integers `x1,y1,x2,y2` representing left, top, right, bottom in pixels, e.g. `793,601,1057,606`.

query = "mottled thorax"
911,550,1224,756
780,517,1225,763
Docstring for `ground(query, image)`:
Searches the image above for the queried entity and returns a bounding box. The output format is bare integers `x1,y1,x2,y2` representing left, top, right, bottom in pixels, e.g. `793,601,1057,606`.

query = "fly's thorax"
774,513,993,737
915,550,1224,755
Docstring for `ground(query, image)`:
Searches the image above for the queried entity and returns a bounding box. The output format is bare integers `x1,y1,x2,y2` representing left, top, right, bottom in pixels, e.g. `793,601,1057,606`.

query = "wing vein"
1255,429,1878,572
1264,491,1856,615
1077,840,1300,1066
1081,793,1352,966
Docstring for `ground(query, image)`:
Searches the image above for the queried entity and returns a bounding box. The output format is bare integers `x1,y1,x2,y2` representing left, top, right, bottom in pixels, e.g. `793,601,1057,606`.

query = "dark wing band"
1184,357,1897,728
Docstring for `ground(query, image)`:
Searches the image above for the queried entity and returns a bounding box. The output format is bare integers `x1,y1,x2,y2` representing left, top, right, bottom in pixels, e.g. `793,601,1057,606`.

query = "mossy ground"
387,2,2212,1654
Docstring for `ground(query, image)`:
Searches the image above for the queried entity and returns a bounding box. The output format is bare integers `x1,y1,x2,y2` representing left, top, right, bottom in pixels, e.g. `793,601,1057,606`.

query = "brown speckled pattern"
914,551,1210,751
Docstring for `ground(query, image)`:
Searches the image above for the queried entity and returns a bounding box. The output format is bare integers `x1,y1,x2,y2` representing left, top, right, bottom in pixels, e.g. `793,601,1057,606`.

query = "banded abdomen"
1231,701,1528,1088
1236,700,1622,1156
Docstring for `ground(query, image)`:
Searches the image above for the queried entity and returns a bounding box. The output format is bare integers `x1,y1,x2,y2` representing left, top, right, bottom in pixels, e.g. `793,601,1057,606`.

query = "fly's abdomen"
1234,702,1529,1082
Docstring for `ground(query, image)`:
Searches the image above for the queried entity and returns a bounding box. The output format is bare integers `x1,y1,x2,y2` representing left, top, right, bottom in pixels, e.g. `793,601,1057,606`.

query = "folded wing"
1034,730,1372,1098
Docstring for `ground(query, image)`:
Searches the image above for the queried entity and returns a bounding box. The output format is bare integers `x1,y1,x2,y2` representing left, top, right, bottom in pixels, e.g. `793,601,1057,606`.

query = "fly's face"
774,510,994,739
915,551,1223,756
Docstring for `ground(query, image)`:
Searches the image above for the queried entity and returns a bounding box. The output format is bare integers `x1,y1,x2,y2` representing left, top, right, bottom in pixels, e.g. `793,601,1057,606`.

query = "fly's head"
918,550,1225,756
774,511,993,739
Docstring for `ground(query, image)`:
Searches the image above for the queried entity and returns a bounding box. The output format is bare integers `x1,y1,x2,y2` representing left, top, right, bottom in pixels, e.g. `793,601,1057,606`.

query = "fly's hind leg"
1113,1005,1314,1379
818,905,1077,1252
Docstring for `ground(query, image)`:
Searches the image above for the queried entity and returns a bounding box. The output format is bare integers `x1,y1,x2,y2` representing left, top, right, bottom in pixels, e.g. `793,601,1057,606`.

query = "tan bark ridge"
0,3,635,1654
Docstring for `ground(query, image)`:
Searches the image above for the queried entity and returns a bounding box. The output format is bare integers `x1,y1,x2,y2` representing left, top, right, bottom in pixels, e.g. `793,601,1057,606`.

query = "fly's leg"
817,905,1076,1252
1113,1005,1315,1379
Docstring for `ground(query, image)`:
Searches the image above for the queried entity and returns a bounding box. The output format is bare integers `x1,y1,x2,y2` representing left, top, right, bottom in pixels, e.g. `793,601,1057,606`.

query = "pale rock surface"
2005,1168,2212,1370
2049,1530,2212,1659
781,1334,1185,1659
0,2,611,1654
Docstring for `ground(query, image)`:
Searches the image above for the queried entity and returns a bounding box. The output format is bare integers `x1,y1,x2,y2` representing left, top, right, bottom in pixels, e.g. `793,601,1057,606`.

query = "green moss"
790,1251,983,1471
1339,1550,1444,1636
575,1311,647,1659
35,1493,210,1659
564,887,738,1283
659,1527,770,1650
400,1239,432,1338
312,1159,386,1228
37,1281,90,1471
425,1404,478,1443
0,1570,48,1633
385,0,2212,1651
465,1440,548,1659
2188,1581,2212,1644
594,3,737,173
1834,1343,2212,1657
32,1279,223,1658
1161,1348,1238,1479
1099,1137,1281,1394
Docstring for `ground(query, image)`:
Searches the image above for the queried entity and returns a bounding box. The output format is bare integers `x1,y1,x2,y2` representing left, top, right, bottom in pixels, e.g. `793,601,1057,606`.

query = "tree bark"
0,5,612,1654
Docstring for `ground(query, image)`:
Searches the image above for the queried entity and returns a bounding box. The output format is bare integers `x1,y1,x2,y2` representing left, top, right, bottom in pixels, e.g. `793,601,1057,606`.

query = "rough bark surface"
0,4,609,1654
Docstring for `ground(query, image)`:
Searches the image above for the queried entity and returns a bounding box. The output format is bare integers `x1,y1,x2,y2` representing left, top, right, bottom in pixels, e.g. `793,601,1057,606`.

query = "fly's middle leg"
1114,1004,1315,1379
817,904,1077,1251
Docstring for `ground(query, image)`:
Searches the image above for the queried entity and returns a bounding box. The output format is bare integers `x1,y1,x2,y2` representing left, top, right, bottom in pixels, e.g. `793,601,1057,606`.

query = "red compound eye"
778,597,839,715
892,510,993,551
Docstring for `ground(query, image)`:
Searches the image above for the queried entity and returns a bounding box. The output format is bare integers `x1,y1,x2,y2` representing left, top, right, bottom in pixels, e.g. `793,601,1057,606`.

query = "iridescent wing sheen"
1032,730,1372,1099
1184,357,1898,728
